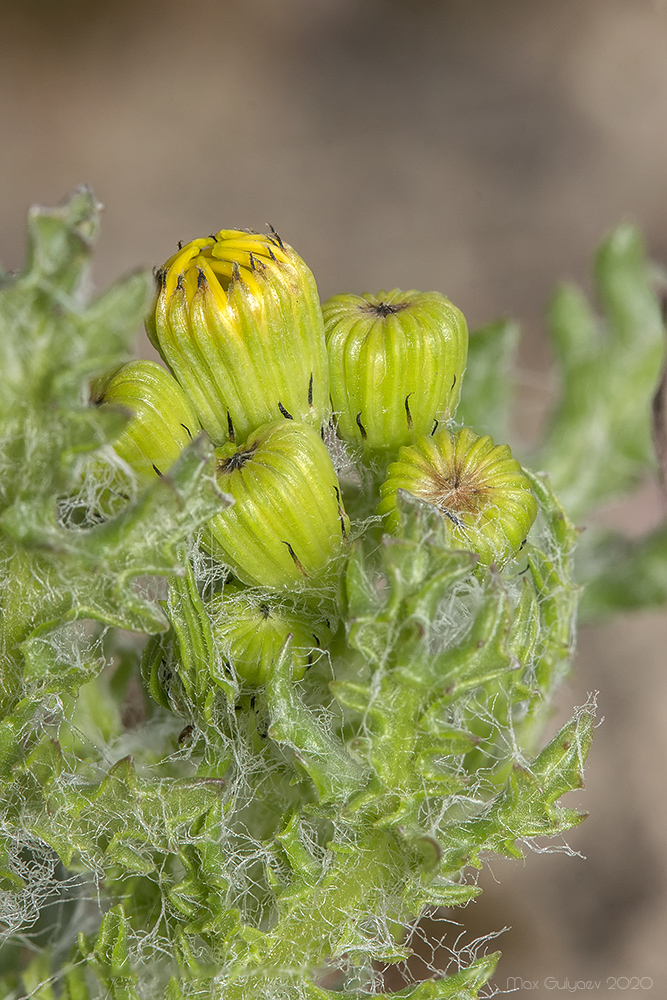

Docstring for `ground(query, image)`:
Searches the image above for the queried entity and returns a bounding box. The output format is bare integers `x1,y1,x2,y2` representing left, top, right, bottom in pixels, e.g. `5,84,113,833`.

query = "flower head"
146,229,330,445
206,420,349,589
93,360,200,482
208,586,333,685
323,289,468,455
377,426,537,565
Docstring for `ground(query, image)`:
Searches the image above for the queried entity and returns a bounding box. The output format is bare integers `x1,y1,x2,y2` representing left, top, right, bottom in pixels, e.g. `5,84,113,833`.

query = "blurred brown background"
2,1,666,996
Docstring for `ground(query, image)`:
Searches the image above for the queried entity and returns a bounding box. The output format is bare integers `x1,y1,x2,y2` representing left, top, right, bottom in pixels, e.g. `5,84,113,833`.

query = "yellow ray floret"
160,230,291,304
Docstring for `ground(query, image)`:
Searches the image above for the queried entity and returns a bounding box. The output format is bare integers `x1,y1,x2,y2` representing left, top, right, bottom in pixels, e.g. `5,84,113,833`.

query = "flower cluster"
95,226,537,676
2,193,610,1000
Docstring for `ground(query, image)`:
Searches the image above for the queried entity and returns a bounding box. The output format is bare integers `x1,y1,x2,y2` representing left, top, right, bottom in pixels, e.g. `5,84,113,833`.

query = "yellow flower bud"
93,360,199,482
147,230,330,445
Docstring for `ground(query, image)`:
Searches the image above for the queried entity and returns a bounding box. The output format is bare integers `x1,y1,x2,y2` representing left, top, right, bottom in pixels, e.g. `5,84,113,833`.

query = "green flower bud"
323,289,468,454
206,420,350,589
147,229,330,446
207,586,333,685
93,360,200,482
377,426,537,565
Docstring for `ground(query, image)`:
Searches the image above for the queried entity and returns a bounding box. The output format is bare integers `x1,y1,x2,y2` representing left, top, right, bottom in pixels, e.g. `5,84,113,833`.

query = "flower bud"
323,289,468,454
93,360,200,482
207,586,333,685
377,426,537,565
147,229,330,446
206,420,349,589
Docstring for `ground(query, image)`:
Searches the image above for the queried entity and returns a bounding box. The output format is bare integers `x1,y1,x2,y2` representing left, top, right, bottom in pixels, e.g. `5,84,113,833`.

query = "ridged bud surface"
207,420,349,589
377,426,537,565
208,586,332,685
323,289,468,454
93,360,200,482
147,230,330,445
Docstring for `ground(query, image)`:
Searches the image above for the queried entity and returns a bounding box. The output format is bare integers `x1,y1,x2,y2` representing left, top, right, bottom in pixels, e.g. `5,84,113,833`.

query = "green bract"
146,229,330,446
206,419,349,589
207,586,333,685
94,359,200,482
377,426,538,565
323,288,468,454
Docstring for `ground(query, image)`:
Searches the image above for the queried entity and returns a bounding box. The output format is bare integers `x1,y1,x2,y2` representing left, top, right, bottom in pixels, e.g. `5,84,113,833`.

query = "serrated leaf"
3,436,227,657
25,187,99,293
439,705,594,873
401,577,512,697
0,192,227,695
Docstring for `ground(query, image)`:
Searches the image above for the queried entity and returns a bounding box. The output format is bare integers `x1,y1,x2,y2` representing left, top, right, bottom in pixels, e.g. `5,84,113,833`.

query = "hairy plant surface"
0,191,663,999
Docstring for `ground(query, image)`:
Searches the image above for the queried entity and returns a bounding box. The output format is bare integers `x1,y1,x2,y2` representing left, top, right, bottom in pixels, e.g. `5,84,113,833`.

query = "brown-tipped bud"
377,426,537,566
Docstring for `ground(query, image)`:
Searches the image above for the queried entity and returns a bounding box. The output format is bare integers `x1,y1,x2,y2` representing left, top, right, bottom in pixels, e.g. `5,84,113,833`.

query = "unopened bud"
208,586,333,685
206,420,349,589
147,230,329,445
93,360,199,482
323,289,468,454
377,426,537,565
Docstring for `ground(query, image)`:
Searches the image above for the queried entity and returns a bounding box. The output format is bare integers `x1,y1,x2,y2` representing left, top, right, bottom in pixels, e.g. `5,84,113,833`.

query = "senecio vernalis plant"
0,191,664,1000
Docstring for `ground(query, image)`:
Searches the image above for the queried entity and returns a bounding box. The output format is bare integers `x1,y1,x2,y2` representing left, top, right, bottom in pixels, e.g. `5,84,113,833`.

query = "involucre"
206,420,350,589
323,288,467,455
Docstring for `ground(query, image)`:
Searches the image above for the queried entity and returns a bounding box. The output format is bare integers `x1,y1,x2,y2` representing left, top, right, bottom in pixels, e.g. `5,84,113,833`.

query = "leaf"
403,575,512,697
439,704,595,874
0,191,227,693
4,435,227,655
266,639,367,804
303,952,500,998
537,225,664,518
165,560,237,708
579,523,667,620
31,756,226,872
457,318,519,440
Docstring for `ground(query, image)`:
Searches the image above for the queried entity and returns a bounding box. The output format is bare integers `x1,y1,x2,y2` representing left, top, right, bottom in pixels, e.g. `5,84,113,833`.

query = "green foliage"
539,225,667,620
0,190,226,698
462,225,667,623
456,318,519,440
0,192,229,995
579,522,667,620
1,196,664,1000
536,224,663,519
